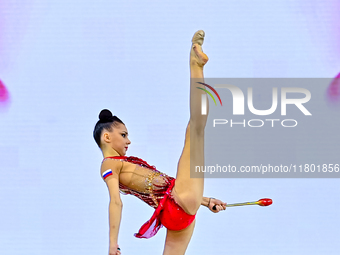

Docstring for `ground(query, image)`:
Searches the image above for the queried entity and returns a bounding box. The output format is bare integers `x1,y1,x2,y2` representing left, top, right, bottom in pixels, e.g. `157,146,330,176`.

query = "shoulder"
100,158,124,198
100,158,124,181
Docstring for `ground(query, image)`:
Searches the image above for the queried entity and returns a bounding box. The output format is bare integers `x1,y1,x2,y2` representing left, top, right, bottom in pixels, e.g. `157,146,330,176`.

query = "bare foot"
190,30,209,67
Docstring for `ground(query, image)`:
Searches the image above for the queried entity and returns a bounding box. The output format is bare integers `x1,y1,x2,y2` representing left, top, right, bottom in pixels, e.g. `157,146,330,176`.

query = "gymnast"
93,30,226,255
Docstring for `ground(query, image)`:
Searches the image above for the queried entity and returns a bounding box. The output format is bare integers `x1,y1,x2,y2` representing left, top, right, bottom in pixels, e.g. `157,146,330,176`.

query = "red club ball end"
258,198,272,206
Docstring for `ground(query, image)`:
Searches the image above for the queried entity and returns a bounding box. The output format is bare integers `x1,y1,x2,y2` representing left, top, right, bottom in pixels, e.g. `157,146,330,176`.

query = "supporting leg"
163,220,196,255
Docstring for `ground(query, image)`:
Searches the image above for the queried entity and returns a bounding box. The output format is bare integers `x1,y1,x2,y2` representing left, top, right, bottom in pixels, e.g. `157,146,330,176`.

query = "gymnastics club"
212,198,272,210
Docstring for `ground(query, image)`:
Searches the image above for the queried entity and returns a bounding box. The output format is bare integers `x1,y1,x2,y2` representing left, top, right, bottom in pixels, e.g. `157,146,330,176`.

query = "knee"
188,120,205,136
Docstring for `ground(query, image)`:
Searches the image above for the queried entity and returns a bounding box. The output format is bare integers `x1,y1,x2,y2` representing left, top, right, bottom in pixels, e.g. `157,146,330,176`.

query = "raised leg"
172,30,209,215
162,31,209,255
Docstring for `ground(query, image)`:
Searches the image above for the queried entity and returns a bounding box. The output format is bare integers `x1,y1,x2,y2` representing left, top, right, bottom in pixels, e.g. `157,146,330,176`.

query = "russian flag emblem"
102,169,113,180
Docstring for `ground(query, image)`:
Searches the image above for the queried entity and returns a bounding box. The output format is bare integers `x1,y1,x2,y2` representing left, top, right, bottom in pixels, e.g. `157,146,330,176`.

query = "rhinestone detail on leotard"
102,156,174,208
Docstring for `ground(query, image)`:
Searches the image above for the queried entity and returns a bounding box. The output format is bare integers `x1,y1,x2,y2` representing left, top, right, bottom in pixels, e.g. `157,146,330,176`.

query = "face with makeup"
101,123,131,156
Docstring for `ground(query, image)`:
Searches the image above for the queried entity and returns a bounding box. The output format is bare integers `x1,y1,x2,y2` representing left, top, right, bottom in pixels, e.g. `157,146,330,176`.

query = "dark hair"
93,109,124,148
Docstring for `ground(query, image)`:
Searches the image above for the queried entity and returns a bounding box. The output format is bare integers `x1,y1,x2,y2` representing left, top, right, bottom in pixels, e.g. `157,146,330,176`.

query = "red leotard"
102,156,196,238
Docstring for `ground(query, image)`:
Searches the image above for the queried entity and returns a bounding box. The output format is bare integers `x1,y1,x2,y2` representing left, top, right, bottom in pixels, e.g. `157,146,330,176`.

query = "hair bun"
99,109,113,121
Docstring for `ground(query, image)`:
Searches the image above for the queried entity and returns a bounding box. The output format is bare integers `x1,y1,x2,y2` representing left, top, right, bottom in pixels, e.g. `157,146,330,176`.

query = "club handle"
211,198,272,210
212,198,273,211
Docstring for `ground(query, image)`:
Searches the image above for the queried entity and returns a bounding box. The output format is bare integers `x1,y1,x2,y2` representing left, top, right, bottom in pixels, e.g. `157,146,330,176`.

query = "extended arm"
101,161,123,255
108,195,122,250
